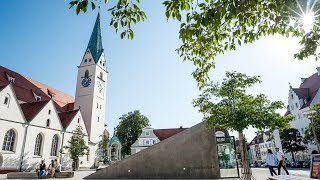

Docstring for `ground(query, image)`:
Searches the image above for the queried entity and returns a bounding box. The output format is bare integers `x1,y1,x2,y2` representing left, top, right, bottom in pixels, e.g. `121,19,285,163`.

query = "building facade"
0,14,107,170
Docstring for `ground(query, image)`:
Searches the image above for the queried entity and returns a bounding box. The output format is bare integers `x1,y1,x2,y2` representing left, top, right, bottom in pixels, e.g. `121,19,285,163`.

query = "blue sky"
1,1,319,141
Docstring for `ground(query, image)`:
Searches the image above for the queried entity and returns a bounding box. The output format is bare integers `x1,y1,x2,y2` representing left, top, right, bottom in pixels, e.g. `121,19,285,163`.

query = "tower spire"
87,13,103,64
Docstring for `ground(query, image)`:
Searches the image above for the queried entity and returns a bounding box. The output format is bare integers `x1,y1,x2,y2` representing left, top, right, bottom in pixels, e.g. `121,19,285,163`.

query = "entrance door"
216,136,239,178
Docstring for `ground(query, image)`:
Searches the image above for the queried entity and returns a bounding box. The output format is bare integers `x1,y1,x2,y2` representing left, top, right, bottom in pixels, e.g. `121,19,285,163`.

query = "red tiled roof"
59,110,79,128
292,88,309,98
153,128,187,141
0,84,7,91
297,72,320,109
0,66,74,112
20,100,50,121
153,127,229,141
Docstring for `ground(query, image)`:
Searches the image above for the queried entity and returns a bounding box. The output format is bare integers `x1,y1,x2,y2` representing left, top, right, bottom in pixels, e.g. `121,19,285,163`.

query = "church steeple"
87,13,103,64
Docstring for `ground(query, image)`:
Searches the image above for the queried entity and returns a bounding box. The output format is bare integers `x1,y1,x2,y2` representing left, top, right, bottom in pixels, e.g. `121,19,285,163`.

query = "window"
85,70,89,77
153,140,156,144
46,119,50,127
50,135,59,156
100,105,102,109
100,72,103,80
4,97,9,105
89,59,92,62
103,63,105,67
2,129,16,151
48,110,51,115
34,134,43,156
295,103,299,108
78,118,80,123
97,103,99,108
98,117,99,122
146,140,149,145
84,59,87,63
145,132,150,136
291,94,294,99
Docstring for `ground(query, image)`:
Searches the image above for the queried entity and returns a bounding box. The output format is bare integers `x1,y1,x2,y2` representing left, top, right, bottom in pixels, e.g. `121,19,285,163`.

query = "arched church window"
50,135,59,156
85,70,89,78
100,72,103,80
34,133,43,156
2,129,16,151
46,119,50,128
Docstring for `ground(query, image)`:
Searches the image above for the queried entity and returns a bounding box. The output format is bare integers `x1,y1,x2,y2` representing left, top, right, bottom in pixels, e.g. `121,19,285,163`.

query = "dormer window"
145,132,150,136
6,74,15,83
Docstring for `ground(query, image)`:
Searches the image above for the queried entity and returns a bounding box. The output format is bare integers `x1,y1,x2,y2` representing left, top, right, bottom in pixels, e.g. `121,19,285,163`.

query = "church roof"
110,135,121,145
20,100,50,121
0,66,74,112
58,109,79,128
153,128,187,141
87,13,103,64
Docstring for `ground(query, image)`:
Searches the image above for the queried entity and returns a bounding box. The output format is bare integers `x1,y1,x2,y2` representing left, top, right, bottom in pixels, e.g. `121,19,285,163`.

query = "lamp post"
305,110,320,151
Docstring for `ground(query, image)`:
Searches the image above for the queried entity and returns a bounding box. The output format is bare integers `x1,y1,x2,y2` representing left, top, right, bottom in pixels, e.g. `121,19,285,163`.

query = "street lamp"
304,110,320,151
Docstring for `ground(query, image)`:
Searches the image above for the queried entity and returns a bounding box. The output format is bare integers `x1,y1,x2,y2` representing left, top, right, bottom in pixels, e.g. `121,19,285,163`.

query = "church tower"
74,13,107,143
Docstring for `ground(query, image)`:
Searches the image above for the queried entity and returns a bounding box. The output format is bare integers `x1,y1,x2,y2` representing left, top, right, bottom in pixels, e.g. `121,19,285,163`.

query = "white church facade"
0,13,107,171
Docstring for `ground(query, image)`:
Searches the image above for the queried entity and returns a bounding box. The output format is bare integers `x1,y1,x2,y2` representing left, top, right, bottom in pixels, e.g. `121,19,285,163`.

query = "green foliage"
67,0,320,87
116,110,149,156
193,71,293,132
218,151,230,168
303,103,320,144
280,128,307,162
98,133,109,163
64,126,89,161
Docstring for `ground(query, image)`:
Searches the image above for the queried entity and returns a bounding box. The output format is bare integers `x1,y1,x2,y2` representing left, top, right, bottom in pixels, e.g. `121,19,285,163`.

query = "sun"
302,11,315,32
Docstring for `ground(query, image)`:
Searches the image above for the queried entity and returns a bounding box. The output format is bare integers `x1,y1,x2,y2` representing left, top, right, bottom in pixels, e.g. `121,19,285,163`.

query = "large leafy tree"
67,0,320,86
280,128,307,163
64,126,89,171
193,71,293,179
116,110,149,156
304,102,320,145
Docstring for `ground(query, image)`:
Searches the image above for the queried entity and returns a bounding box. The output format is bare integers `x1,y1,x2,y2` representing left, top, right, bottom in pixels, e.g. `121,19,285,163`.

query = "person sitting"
37,160,47,176
47,160,56,178
55,159,61,172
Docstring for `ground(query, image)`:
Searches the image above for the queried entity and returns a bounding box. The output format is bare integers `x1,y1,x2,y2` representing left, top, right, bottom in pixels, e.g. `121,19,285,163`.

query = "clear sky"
1,1,319,141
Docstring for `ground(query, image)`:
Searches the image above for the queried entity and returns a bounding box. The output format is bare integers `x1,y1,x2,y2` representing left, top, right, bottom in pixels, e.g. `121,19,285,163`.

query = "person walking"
266,149,277,176
275,147,289,175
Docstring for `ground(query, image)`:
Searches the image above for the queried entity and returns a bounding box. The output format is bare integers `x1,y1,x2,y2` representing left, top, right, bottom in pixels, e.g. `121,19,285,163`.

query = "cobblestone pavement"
0,168,311,179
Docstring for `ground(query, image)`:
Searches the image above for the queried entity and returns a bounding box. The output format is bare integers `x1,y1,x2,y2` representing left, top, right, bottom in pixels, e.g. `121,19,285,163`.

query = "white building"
276,68,320,160
131,127,160,154
0,13,107,170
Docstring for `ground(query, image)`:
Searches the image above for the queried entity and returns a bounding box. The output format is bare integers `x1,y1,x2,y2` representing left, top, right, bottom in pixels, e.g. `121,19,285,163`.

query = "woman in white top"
266,149,277,176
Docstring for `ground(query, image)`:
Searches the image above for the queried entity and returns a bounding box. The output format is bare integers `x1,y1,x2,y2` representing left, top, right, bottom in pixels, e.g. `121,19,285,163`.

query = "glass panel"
217,136,239,178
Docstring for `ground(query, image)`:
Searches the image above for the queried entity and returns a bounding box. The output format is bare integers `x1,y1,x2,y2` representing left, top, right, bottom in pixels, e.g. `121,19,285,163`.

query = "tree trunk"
72,159,79,171
291,151,295,163
239,132,251,180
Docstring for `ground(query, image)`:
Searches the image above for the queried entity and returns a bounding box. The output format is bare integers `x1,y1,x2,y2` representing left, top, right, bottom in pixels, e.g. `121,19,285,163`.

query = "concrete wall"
85,122,221,179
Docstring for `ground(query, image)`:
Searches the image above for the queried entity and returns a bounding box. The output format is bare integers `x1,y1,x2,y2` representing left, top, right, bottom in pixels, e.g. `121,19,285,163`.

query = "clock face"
82,77,91,87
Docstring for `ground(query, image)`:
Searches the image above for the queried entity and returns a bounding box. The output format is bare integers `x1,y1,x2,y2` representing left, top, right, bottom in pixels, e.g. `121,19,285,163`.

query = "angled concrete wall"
85,122,221,179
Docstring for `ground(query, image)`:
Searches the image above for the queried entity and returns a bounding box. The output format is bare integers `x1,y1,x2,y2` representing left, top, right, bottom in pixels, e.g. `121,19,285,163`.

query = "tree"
280,128,307,163
67,0,320,87
98,133,109,164
193,71,293,179
304,102,320,145
64,125,89,171
116,110,149,156
218,151,230,168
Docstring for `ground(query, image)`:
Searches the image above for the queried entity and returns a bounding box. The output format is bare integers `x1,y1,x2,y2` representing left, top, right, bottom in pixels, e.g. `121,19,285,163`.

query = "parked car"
297,161,305,168
303,160,311,168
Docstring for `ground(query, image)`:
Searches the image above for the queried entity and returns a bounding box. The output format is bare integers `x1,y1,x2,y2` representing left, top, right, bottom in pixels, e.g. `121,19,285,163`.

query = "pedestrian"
266,149,277,176
37,160,47,177
275,147,289,175
55,159,61,172
47,160,56,178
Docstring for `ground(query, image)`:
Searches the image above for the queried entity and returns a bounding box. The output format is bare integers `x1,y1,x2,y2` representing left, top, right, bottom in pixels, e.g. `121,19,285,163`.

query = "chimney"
317,67,320,76
301,78,306,83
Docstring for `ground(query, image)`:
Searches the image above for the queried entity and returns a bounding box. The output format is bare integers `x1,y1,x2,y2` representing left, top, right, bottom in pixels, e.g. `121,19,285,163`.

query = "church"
0,14,107,170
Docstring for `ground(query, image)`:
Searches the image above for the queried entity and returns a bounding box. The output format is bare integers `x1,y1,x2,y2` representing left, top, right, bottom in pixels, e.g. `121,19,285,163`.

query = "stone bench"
7,171,74,179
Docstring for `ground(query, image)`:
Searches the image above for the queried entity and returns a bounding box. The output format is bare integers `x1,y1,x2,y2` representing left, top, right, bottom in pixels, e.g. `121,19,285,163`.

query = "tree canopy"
304,102,320,144
280,128,307,162
116,110,149,156
67,0,320,87
193,71,293,179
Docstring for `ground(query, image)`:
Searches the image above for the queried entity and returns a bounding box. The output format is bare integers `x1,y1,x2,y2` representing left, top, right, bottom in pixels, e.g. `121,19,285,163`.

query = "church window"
85,70,89,77
100,72,103,80
4,97,9,105
2,129,16,152
50,135,59,156
34,134,43,156
46,119,50,128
